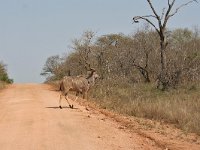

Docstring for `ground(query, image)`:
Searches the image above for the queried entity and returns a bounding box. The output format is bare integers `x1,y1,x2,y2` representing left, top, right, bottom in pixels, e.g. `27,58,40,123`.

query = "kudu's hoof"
69,105,74,109
59,106,62,109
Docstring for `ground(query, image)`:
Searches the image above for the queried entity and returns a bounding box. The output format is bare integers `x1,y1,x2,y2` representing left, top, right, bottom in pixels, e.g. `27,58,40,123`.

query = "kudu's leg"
64,93,73,109
83,92,88,99
83,92,89,111
74,92,79,102
59,94,63,109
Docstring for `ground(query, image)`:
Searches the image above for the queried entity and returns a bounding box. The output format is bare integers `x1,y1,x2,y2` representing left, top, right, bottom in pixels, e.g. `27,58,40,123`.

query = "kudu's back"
61,76,89,94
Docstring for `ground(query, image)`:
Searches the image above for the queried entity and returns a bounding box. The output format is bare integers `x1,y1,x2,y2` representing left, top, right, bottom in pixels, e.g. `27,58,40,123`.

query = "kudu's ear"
89,68,95,72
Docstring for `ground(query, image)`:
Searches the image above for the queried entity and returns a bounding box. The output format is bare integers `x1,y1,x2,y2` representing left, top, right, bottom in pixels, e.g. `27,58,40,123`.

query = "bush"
0,62,13,84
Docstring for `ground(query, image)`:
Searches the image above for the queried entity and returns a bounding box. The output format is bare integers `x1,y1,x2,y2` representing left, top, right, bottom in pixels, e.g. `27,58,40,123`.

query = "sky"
0,0,199,83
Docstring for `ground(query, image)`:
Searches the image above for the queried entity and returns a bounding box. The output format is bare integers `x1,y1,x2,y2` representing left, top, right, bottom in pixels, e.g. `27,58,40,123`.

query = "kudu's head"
86,68,99,85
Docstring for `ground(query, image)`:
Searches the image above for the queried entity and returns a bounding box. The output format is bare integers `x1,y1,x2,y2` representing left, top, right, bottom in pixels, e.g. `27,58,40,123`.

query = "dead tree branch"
132,0,198,90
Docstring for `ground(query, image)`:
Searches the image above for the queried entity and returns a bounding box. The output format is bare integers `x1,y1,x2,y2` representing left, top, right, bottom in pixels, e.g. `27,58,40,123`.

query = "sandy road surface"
0,83,161,150
0,84,200,150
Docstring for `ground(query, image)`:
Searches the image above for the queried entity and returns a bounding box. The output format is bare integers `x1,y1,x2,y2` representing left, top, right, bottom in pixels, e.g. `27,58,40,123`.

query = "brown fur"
59,70,99,109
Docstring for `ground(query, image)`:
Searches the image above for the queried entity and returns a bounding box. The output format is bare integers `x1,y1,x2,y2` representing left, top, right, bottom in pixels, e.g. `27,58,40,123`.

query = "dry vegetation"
0,61,13,89
41,0,200,135
0,81,6,90
90,81,200,135
42,27,200,135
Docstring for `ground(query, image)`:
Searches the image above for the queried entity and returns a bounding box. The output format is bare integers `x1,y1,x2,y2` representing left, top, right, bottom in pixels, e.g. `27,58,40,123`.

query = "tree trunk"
158,38,168,90
133,64,151,83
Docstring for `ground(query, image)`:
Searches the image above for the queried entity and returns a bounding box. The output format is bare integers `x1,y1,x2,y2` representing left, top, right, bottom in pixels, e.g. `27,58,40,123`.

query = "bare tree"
133,0,198,90
72,31,95,73
131,25,160,82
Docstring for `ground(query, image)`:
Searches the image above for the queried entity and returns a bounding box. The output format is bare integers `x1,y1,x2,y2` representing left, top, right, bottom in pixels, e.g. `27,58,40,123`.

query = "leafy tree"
0,62,13,84
40,55,64,80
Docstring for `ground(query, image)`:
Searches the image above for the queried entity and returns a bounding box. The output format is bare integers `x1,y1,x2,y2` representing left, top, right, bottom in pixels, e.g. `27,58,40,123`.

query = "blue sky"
0,0,199,83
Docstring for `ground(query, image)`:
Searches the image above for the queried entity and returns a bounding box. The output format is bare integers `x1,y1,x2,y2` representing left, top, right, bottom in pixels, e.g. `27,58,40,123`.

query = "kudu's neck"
86,71,96,86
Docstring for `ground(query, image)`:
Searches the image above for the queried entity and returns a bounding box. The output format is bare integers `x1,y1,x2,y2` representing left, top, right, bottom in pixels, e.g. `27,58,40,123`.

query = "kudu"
59,69,99,109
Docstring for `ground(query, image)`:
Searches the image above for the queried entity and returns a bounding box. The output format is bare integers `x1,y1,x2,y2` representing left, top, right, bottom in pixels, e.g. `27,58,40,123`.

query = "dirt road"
0,84,199,150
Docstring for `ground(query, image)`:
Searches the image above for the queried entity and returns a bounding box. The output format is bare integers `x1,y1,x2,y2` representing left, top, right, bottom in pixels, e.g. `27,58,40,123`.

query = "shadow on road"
45,106,78,109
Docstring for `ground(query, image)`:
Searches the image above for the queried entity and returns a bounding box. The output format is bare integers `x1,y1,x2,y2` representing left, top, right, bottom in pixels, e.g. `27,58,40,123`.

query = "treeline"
41,26,200,88
0,61,13,84
41,27,200,134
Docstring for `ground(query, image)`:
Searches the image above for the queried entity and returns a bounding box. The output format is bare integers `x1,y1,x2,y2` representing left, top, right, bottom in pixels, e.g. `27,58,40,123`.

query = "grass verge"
0,81,6,90
90,79,200,135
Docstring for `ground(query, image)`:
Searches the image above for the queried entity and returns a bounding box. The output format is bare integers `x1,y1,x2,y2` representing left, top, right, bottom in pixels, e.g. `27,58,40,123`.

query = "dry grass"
0,81,6,90
90,79,200,135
